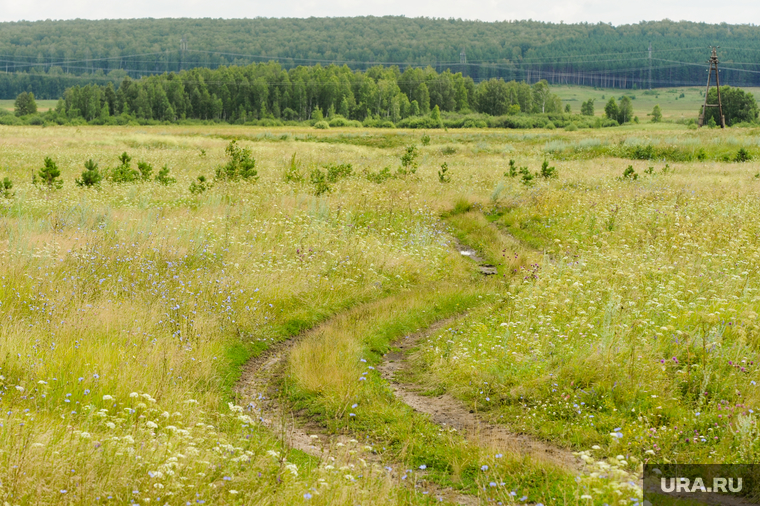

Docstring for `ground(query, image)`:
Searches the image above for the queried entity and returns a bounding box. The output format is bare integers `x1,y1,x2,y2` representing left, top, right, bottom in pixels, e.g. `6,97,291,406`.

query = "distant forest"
2,17,760,99
51,63,569,126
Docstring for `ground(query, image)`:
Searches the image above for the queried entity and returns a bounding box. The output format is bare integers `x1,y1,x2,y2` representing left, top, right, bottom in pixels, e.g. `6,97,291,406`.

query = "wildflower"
130,392,139,398
146,421,158,429
419,464,427,470
229,490,238,494
481,465,489,471
80,432,91,439
15,386,24,392
285,463,298,476
304,492,312,499
102,395,114,401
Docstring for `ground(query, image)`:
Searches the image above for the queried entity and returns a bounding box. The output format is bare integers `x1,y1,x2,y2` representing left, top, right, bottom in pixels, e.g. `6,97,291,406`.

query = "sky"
1,0,759,25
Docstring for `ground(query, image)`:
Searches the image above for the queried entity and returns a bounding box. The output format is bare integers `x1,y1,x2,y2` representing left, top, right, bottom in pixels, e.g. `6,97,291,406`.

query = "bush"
309,168,330,195
438,162,451,183
622,165,638,180
137,161,153,181
325,163,353,182
108,152,140,183
366,167,394,184
215,140,258,182
735,148,752,162
539,160,557,179
34,157,64,190
155,165,176,185
505,159,518,178
399,145,419,175
189,175,211,194
1,177,14,198
76,159,103,187
564,122,578,132
313,120,330,130
519,166,534,186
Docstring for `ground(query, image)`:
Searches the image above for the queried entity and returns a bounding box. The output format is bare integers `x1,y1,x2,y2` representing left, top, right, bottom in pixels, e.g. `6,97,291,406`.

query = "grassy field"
0,122,759,504
0,99,58,113
554,84,760,121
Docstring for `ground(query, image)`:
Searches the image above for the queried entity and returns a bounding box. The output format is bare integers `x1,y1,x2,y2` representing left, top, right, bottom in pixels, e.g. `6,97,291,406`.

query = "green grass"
0,99,58,112
554,84,760,121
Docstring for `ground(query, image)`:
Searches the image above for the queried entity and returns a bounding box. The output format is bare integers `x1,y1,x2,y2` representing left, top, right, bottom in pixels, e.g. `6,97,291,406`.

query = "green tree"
580,99,595,116
702,86,759,126
33,157,63,189
76,159,103,187
215,140,258,182
430,104,442,127
14,91,38,116
617,96,633,124
604,97,619,122
651,104,663,123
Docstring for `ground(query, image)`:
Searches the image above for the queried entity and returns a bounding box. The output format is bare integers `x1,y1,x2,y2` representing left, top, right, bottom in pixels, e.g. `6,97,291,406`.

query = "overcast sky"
1,0,759,25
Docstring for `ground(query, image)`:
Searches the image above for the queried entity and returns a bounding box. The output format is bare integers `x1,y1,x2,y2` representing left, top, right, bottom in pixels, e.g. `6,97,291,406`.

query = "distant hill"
2,17,760,99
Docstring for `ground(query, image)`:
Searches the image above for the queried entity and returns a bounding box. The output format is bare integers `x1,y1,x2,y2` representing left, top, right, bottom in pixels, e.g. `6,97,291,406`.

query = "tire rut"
234,302,481,506
378,320,580,472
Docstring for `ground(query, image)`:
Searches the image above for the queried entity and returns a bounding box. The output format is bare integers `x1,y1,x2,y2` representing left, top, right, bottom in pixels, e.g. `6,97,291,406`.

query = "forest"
2,17,760,99
16,63,577,127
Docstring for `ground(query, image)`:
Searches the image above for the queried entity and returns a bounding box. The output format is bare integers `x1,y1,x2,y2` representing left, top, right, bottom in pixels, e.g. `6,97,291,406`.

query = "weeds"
438,162,451,183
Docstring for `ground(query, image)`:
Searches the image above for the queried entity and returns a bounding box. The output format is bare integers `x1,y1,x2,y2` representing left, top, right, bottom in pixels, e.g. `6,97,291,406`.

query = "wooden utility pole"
698,46,726,128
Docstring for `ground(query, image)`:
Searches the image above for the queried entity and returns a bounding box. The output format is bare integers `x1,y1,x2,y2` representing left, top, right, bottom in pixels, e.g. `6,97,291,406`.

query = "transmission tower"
648,42,652,90
179,36,188,71
698,46,726,128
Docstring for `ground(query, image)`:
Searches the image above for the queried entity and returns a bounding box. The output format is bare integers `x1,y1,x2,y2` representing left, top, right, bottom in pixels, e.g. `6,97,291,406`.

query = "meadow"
0,120,758,505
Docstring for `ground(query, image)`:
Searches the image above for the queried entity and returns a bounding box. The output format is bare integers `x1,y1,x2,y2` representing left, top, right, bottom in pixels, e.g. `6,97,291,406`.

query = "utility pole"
648,42,652,90
179,36,188,72
698,46,726,128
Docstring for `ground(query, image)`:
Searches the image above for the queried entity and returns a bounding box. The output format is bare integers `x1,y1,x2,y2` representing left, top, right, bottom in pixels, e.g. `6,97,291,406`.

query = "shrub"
155,165,176,185
399,145,419,175
108,152,140,183
76,159,103,187
438,162,451,183
325,163,352,182
309,168,330,195
539,159,557,179
137,162,153,181
189,175,210,195
215,140,258,182
622,165,638,180
735,148,751,163
366,167,394,184
33,157,63,189
314,120,330,130
1,177,14,198
421,133,431,146
564,122,578,132
505,159,518,178
519,165,534,186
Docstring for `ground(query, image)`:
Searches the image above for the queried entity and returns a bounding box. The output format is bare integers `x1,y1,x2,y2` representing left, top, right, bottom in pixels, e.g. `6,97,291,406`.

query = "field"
0,122,759,505
554,85,760,121
0,100,58,113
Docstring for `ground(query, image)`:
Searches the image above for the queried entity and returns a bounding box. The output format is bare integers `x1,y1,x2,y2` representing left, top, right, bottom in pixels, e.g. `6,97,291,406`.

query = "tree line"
3,17,760,99
51,62,566,123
